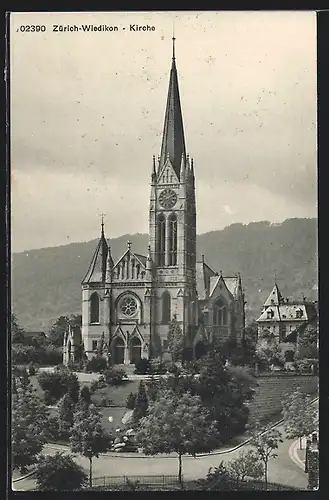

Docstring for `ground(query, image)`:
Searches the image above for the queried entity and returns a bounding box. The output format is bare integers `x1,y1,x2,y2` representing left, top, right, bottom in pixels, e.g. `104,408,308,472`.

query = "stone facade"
63,40,245,365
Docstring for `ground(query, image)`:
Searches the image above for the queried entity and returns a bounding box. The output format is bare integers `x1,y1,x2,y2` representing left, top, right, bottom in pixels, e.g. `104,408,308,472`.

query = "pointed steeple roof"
82,222,109,284
264,282,284,306
159,36,186,177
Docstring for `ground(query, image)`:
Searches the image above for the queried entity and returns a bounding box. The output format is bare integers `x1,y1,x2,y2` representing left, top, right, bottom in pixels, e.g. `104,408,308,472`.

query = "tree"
135,390,220,487
227,449,264,487
255,337,285,371
134,357,151,375
48,314,82,347
249,426,283,490
196,353,255,442
296,325,318,360
132,380,148,423
38,367,80,403
11,314,25,344
282,389,318,449
167,315,184,362
35,452,87,491
79,385,92,409
244,320,258,344
12,379,50,473
70,405,113,488
125,391,136,410
58,393,75,439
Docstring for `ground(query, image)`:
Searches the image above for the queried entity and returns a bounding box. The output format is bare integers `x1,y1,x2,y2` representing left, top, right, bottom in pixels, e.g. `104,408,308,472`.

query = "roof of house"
196,260,240,301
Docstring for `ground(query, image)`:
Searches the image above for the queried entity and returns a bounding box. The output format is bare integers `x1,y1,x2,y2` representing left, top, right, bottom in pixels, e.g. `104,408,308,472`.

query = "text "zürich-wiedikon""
52,24,156,32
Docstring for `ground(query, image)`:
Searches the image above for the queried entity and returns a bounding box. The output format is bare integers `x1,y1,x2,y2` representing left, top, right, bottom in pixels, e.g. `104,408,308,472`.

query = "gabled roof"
264,283,284,306
257,303,311,323
209,275,239,299
82,231,109,284
158,39,186,178
134,253,147,267
223,277,240,299
112,246,147,278
195,260,216,300
196,259,241,301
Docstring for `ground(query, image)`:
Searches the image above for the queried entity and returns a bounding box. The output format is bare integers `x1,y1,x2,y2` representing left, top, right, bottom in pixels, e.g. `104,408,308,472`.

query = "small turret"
105,244,114,283
180,152,186,181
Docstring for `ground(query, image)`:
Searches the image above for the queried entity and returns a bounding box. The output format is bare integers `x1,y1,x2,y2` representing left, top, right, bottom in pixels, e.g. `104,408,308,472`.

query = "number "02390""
18,25,46,32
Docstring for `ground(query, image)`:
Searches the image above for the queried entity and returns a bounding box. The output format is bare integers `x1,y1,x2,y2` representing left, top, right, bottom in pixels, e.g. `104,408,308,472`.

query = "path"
12,420,308,491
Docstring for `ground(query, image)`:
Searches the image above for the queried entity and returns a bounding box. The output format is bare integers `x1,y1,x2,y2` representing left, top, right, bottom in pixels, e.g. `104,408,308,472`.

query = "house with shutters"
256,281,318,362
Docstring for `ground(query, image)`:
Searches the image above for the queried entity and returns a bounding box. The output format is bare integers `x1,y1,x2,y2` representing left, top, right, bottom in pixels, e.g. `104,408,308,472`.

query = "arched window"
162,291,171,324
90,292,100,323
213,297,228,326
157,214,166,266
169,213,177,266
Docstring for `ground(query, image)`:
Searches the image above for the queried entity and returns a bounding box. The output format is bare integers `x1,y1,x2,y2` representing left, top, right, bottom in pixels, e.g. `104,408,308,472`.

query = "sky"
10,11,317,253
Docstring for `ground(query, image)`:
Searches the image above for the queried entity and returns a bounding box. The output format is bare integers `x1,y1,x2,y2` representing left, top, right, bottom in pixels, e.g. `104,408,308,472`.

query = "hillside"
11,218,318,331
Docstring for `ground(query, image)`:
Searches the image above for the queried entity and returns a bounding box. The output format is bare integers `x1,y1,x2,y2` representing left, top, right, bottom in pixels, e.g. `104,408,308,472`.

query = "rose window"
120,296,138,317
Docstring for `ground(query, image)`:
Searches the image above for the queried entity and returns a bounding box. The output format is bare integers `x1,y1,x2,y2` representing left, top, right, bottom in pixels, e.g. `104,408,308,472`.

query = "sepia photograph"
10,10,318,492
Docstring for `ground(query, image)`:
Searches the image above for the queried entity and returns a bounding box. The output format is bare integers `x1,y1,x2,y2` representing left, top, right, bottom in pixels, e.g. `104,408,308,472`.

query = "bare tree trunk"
264,460,268,491
178,453,183,488
89,457,92,488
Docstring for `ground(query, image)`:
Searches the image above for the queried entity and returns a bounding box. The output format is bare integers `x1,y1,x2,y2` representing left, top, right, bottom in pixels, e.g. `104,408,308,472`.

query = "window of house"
280,324,287,341
90,292,100,323
163,339,169,350
168,213,177,266
161,291,171,324
213,297,228,326
92,340,98,351
157,214,166,266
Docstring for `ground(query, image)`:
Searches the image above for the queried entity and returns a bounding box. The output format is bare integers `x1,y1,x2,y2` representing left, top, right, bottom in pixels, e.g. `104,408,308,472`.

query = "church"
63,39,246,366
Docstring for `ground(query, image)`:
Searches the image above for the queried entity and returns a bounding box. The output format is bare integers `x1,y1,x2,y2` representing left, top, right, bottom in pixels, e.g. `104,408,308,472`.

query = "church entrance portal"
195,341,207,360
113,337,125,365
130,336,142,364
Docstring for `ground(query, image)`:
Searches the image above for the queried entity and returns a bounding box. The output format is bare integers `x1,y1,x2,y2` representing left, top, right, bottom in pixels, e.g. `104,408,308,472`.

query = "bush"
44,390,57,406
28,362,36,376
89,380,99,393
97,375,107,388
85,356,108,373
126,392,137,410
294,358,318,375
149,357,167,375
12,344,62,366
134,357,151,375
100,396,109,407
38,368,80,403
67,359,84,372
80,385,92,404
104,368,128,386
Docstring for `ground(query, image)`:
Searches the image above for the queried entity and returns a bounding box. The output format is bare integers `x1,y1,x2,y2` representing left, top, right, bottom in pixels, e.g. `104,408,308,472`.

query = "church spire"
159,36,186,177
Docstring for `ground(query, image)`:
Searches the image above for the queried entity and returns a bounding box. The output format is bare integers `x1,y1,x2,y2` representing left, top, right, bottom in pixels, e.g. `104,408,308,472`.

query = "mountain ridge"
12,218,318,331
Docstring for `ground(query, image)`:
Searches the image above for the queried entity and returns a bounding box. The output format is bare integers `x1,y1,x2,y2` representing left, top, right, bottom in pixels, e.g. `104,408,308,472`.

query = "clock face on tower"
159,189,177,209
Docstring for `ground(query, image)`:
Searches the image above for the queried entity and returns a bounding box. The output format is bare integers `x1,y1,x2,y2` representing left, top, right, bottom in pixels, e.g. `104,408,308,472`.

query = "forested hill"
12,218,317,331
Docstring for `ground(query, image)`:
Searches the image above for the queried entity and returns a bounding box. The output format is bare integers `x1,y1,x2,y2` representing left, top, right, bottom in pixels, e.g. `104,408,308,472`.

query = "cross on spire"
172,27,176,60
100,213,106,235
127,240,132,250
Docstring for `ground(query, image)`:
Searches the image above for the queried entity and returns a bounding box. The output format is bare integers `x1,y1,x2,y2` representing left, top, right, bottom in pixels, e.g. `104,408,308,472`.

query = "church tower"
149,37,198,348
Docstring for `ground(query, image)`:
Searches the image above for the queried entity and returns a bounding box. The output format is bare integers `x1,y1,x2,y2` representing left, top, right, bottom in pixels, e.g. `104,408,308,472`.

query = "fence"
92,475,301,491
92,475,182,488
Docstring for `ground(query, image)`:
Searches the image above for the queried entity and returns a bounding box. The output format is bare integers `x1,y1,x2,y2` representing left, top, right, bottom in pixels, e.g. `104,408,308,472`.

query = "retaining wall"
248,374,318,421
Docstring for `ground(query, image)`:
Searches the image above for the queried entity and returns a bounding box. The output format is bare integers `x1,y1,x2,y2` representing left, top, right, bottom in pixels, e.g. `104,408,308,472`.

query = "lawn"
28,372,140,435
